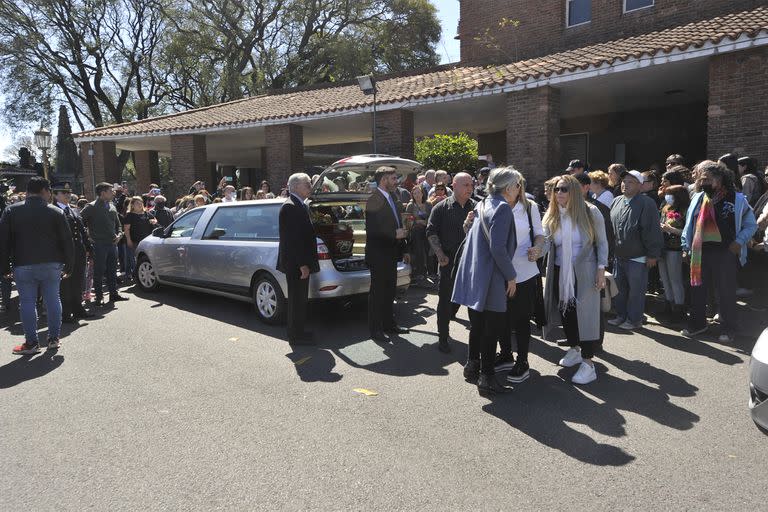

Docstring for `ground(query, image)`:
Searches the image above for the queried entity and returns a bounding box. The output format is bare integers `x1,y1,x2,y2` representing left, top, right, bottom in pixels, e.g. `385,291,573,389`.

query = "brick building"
74,2,768,197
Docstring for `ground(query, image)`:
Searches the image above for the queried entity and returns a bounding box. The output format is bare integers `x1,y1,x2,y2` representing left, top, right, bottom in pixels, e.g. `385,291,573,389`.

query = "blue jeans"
613,257,649,325
124,246,136,276
14,263,63,344
93,243,118,299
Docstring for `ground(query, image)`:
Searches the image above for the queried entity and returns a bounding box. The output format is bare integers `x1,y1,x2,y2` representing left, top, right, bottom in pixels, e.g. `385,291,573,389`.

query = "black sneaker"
506,360,530,384
47,337,61,350
493,352,515,372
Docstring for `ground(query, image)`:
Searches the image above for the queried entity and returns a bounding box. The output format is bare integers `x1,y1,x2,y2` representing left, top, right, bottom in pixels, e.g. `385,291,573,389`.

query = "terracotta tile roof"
75,6,768,139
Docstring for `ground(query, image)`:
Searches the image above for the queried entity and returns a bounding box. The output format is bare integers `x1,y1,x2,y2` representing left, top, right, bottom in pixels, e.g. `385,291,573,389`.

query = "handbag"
526,206,548,327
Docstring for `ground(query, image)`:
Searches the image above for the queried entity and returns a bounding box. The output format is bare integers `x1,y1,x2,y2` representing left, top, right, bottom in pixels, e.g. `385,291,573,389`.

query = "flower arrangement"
666,211,682,221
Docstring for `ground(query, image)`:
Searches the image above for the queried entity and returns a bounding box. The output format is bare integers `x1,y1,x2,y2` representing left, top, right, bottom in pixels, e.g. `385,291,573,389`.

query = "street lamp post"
357,75,378,154
33,127,52,181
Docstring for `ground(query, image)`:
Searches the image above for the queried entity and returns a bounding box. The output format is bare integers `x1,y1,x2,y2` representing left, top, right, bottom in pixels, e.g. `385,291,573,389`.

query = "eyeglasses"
553,187,570,193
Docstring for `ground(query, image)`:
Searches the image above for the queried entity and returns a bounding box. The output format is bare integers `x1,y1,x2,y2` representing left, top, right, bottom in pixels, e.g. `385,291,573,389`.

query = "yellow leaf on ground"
353,388,379,396
294,356,312,366
228,337,239,342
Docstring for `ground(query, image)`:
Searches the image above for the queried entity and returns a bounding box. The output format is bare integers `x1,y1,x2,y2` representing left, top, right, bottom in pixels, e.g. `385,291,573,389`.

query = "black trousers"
467,308,505,375
689,246,738,334
437,258,457,340
368,260,397,334
553,265,600,359
60,246,86,315
286,271,310,339
499,277,536,362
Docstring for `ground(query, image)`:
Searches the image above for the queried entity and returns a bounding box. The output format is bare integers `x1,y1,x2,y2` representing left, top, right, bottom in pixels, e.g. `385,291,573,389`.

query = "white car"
750,327,768,434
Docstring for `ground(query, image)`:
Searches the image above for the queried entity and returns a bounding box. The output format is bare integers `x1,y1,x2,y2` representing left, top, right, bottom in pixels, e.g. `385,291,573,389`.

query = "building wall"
459,0,761,64
708,46,768,167
560,102,707,172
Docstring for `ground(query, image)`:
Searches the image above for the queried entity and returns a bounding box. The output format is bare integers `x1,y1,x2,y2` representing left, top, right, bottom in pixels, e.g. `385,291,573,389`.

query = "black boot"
477,374,512,396
463,359,480,383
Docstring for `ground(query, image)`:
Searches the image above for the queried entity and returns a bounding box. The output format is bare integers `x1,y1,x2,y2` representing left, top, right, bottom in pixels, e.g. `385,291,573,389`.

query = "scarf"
558,206,577,313
690,193,722,286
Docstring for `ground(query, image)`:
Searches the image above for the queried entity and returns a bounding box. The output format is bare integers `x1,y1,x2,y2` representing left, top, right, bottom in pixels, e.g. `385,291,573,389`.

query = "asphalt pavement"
1,280,766,511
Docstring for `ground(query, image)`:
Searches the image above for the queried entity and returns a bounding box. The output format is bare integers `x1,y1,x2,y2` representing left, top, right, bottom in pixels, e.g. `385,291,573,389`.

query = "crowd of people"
2,151,767,397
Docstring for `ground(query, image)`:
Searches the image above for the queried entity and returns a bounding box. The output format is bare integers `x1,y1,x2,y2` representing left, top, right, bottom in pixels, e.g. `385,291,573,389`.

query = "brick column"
265,124,304,189
708,47,768,166
79,141,119,198
506,87,561,188
133,150,159,196
170,135,208,202
375,109,414,159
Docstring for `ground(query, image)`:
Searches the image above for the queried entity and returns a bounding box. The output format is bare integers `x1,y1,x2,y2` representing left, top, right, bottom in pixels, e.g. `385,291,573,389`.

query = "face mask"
665,195,674,206
702,184,715,197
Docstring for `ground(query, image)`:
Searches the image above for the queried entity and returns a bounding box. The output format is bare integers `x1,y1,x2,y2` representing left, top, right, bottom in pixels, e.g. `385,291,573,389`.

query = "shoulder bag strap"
478,198,491,242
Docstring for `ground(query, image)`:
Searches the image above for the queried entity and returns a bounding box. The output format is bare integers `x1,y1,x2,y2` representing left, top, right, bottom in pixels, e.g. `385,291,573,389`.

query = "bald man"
426,172,476,352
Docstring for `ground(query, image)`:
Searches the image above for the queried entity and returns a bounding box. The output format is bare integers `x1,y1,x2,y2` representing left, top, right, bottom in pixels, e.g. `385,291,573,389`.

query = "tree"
415,133,478,174
161,0,441,108
55,105,80,182
0,0,171,132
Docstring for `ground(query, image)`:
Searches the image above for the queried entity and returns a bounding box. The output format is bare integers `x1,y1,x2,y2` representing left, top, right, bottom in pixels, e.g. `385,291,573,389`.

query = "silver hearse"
134,155,419,324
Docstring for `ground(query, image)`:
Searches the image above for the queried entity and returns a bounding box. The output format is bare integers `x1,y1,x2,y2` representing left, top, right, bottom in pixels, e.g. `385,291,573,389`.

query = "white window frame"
566,0,591,28
623,0,654,14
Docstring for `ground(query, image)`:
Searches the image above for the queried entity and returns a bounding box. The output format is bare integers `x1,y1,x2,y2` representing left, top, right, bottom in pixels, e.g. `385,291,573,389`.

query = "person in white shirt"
221,185,237,202
492,170,545,384
588,170,614,208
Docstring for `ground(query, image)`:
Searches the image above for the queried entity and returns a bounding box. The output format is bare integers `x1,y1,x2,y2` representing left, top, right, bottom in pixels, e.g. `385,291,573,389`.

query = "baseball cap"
566,159,585,172
621,169,645,184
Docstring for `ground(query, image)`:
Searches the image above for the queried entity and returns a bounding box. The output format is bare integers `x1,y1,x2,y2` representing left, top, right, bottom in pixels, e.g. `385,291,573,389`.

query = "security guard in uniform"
52,182,92,322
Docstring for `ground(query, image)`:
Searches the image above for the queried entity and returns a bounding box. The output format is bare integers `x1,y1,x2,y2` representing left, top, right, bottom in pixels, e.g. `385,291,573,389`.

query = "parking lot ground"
1,283,767,510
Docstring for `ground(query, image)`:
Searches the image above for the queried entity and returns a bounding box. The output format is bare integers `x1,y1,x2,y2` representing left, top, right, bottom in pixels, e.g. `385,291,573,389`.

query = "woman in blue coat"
452,167,518,396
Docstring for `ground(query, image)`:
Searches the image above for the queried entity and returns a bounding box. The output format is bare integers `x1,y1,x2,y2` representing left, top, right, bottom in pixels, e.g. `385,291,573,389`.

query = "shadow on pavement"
285,348,343,383
0,351,65,389
483,373,636,467
481,337,701,466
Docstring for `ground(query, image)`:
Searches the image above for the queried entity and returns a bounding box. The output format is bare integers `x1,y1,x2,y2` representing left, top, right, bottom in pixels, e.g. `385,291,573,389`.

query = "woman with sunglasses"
542,174,608,385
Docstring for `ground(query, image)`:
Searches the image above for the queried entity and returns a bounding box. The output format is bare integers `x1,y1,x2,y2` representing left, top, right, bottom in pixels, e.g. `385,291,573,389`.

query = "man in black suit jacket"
365,166,410,342
277,172,319,345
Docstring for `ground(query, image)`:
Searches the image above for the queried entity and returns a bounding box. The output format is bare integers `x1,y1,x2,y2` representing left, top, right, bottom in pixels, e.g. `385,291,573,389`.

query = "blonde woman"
124,197,157,278
542,175,608,385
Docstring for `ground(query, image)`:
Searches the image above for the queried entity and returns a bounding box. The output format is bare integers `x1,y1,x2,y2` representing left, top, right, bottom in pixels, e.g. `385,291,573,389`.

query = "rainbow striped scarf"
690,194,721,286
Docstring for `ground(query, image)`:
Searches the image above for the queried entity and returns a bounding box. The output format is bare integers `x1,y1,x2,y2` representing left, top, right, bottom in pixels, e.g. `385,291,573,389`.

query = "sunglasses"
553,187,570,193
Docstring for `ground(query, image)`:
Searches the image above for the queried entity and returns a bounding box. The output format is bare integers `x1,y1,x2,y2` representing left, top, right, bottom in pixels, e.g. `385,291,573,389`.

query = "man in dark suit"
365,166,410,342
277,172,319,345
52,183,93,322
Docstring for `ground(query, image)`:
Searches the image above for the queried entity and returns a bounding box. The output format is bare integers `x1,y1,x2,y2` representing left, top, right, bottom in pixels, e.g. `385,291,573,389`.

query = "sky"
0,1,461,160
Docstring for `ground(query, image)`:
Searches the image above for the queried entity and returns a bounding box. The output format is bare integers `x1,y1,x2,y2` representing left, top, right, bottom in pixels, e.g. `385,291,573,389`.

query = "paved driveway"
0,284,765,510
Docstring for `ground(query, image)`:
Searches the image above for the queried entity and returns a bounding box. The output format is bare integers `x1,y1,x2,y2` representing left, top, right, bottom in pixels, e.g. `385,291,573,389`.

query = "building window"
566,0,591,27
624,0,654,12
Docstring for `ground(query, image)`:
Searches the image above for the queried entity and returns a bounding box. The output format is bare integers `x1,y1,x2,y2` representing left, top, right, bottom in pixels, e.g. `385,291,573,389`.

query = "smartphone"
225,176,233,182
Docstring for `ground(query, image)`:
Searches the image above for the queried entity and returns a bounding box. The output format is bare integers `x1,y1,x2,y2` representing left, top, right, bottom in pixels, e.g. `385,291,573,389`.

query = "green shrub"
414,133,478,173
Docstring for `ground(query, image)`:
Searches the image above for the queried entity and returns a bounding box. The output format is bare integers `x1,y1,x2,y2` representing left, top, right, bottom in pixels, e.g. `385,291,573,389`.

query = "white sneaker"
572,361,597,384
559,347,583,368
607,317,625,326
617,321,641,330
712,313,721,323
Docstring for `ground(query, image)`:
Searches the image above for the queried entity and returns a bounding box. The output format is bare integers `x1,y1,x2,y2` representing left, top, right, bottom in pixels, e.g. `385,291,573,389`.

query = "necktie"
386,193,400,228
